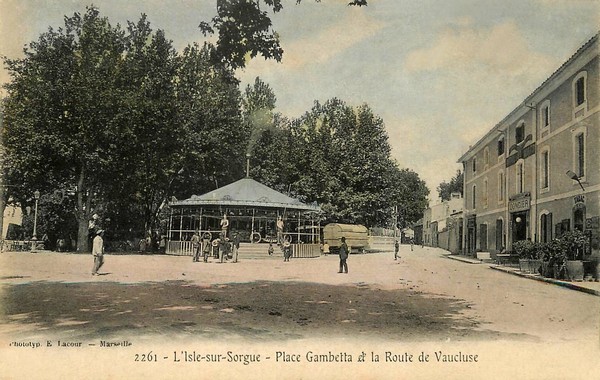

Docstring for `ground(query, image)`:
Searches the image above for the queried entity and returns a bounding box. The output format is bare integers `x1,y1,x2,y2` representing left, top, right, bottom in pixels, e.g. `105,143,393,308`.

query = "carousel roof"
171,177,320,211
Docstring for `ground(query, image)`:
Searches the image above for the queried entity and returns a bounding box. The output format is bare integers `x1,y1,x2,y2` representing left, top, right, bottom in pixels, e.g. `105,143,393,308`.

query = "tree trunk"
77,218,89,252
75,167,92,252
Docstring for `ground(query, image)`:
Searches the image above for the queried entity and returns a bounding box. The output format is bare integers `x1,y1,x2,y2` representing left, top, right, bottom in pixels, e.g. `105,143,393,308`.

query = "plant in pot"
514,240,535,273
540,239,566,278
560,230,588,281
530,242,545,274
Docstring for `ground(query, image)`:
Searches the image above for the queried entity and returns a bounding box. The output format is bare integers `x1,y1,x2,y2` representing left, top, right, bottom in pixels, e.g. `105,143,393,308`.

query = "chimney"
246,154,251,178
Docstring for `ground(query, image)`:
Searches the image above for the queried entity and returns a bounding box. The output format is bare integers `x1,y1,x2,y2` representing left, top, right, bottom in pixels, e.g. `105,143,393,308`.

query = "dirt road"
0,246,598,379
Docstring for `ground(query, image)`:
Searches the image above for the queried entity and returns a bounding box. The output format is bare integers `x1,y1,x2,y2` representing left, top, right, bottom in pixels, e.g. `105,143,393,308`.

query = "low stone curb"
489,265,600,297
445,255,483,264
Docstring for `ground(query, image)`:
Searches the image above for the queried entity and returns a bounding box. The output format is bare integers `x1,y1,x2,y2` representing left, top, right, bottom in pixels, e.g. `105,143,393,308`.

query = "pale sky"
1,0,598,195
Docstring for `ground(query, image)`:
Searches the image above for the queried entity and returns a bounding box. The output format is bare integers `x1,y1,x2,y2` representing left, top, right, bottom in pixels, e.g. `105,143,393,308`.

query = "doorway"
479,224,488,251
496,219,504,251
512,211,528,242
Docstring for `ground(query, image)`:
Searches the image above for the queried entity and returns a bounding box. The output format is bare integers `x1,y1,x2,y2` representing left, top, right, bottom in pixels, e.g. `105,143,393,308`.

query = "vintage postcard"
0,1,599,379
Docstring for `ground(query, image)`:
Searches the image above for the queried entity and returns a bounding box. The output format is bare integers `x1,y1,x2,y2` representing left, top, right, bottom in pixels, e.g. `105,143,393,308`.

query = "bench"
476,252,491,261
496,253,518,265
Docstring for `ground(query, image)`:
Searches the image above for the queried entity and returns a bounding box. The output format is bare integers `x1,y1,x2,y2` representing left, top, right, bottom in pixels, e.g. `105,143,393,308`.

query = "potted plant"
560,230,588,281
514,240,535,273
540,239,566,278
529,242,544,274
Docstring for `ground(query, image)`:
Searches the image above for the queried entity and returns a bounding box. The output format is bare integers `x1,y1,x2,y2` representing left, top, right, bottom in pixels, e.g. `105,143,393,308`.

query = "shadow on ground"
0,280,530,342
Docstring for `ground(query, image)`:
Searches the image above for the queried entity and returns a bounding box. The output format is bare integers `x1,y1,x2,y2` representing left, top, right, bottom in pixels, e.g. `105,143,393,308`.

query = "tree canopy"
1,7,245,250
1,2,431,252
199,0,367,70
248,98,429,228
437,170,464,201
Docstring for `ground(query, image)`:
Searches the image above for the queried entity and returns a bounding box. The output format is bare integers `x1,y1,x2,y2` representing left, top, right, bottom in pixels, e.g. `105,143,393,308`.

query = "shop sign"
506,134,536,167
508,196,530,212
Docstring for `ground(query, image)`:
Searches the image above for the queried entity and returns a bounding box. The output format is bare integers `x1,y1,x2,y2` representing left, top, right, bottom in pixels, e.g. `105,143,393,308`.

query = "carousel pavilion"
166,176,321,257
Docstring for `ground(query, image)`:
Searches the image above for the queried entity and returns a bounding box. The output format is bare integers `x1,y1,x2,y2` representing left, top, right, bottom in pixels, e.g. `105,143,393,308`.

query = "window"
541,150,549,190
472,185,476,209
572,72,587,117
540,101,550,129
515,123,524,144
516,161,524,193
497,138,505,156
498,171,504,202
576,133,585,178
575,76,585,106
472,158,477,173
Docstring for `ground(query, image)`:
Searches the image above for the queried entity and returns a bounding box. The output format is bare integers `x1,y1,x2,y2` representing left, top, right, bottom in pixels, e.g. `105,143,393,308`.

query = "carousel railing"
166,240,195,256
291,243,321,258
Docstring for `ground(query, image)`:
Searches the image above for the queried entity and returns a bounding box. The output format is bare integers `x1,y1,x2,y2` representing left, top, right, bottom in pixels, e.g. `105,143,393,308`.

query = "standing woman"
338,237,349,274
92,230,105,276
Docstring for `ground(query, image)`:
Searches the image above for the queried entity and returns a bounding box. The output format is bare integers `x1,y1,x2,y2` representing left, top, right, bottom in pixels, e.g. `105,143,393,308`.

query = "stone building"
458,33,599,260
420,193,463,253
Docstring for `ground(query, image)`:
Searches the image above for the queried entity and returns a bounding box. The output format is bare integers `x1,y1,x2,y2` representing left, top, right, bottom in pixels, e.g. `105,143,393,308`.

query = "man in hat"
394,239,400,260
92,229,105,276
191,230,201,262
338,237,349,274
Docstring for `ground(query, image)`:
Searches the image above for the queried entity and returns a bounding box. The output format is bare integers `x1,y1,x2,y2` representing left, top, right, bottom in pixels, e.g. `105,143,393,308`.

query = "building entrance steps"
238,242,283,259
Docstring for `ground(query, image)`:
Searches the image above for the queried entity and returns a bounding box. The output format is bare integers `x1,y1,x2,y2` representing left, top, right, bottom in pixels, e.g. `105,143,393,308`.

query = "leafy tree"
2,7,126,251
390,168,429,228
199,0,367,70
437,170,463,201
173,42,246,199
2,7,252,250
243,77,277,157
250,96,428,228
115,15,183,240
248,113,297,194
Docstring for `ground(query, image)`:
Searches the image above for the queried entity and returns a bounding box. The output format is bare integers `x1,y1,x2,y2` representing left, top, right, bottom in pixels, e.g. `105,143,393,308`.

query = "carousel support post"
167,208,173,253
251,209,255,238
179,210,184,241
199,208,203,235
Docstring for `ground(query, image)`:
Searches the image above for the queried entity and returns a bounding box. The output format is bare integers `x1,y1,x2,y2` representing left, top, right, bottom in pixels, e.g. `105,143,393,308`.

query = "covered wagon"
323,223,369,254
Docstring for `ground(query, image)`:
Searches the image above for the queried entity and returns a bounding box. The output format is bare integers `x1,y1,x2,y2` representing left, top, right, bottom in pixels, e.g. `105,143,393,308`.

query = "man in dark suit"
338,237,349,274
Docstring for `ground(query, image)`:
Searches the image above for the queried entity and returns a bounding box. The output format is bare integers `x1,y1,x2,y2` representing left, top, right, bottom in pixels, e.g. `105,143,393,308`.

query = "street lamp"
31,190,40,252
566,170,585,191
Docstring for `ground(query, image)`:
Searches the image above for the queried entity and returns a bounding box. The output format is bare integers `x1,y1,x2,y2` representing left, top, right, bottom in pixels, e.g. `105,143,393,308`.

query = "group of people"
190,229,241,264
88,222,352,276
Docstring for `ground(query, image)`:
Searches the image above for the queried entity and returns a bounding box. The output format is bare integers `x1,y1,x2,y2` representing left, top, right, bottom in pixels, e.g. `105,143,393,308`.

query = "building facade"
421,193,463,253
458,33,599,260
